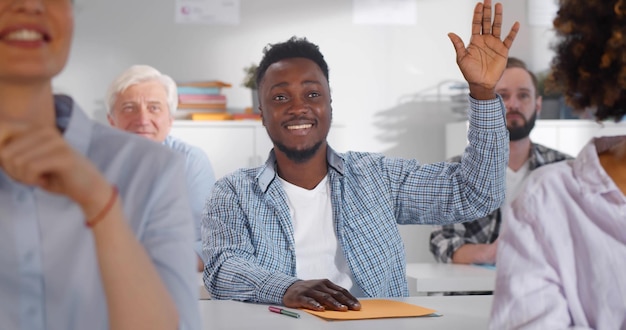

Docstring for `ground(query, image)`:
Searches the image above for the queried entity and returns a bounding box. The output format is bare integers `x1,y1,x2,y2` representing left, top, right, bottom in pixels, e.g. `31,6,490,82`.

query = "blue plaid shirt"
203,96,508,304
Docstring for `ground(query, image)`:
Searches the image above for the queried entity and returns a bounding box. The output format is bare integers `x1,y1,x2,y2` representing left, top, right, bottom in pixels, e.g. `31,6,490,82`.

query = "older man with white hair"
106,65,216,271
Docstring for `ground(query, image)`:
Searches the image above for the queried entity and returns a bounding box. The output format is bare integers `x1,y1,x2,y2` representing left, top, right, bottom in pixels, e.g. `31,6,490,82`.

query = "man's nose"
505,98,520,112
135,106,152,123
11,0,44,14
287,97,311,114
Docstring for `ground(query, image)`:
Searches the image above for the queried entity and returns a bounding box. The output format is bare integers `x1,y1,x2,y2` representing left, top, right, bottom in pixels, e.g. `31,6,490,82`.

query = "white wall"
54,0,557,263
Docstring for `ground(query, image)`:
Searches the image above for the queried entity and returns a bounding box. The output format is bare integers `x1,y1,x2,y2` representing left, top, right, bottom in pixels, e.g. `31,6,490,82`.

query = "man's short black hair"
255,36,330,88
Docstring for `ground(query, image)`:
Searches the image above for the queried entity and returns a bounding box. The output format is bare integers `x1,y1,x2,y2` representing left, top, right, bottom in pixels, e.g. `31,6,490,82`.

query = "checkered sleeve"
202,175,299,304
394,95,507,225
429,213,499,263
460,95,508,218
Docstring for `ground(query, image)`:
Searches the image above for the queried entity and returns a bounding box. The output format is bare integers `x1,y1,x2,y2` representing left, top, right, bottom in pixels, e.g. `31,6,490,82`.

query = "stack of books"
176,80,232,120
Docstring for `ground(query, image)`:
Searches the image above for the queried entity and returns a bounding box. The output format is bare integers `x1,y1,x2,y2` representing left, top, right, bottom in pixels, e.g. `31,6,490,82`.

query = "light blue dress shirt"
0,95,201,330
203,96,508,304
164,135,216,261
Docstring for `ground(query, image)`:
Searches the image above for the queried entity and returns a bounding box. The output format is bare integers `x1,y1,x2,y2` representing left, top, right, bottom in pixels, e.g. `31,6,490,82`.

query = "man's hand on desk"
452,239,498,265
283,279,362,312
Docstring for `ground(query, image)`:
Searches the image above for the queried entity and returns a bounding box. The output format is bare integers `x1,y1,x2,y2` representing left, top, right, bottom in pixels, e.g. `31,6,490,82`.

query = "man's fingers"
310,291,348,311
447,33,466,62
300,296,325,311
482,0,492,35
323,283,361,310
492,3,503,39
471,2,483,36
503,21,520,49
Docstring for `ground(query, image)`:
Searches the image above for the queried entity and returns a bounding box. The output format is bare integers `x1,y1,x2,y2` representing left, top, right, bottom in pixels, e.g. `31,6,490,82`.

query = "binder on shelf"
191,112,233,121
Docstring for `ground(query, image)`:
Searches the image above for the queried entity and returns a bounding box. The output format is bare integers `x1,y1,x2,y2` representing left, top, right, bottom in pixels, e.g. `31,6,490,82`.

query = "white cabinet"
170,121,258,179
445,119,626,159
170,121,348,179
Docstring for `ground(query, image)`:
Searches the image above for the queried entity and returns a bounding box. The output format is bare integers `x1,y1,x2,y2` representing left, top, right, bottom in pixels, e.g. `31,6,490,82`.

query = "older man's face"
108,80,172,143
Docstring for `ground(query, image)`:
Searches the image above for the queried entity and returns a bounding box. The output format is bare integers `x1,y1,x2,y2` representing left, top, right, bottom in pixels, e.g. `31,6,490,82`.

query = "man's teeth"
5,30,43,41
287,124,312,130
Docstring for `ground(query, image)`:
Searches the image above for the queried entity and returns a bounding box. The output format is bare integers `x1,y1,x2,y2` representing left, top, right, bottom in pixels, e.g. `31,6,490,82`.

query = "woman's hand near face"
0,120,111,218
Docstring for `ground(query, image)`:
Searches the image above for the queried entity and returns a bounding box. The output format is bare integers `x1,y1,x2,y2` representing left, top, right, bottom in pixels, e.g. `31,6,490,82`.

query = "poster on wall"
175,0,240,25
353,0,417,26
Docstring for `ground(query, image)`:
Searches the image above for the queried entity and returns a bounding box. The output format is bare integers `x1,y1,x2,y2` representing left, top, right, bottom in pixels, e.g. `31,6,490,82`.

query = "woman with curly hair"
490,0,626,329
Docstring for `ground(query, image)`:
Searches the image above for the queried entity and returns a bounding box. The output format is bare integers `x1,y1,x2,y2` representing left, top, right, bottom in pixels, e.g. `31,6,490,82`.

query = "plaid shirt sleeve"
202,172,299,304
391,95,508,224
426,153,501,262
429,211,500,262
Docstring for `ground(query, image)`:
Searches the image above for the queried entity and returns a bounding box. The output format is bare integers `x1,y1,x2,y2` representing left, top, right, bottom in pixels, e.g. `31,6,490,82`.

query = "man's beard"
508,110,538,141
274,140,324,163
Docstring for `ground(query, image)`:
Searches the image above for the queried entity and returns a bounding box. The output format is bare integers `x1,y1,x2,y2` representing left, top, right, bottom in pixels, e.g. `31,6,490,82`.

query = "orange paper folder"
303,299,438,321
191,112,233,121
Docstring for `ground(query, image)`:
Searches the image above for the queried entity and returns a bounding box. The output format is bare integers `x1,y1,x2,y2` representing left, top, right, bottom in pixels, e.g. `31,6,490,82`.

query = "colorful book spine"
177,86,221,95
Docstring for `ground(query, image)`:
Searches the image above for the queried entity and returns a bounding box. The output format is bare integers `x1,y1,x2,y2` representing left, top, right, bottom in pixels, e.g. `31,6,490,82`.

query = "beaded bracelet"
85,186,119,228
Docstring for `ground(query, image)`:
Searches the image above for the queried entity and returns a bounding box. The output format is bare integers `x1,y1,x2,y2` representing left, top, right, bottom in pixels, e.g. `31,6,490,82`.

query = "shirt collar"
257,145,345,192
55,94,93,157
54,94,73,132
574,135,626,196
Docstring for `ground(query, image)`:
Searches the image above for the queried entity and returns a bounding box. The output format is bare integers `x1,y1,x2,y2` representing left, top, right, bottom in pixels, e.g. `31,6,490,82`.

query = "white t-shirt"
505,160,531,206
278,175,363,296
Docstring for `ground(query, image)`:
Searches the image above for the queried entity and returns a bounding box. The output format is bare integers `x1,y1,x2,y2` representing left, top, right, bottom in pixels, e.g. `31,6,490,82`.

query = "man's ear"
107,113,115,126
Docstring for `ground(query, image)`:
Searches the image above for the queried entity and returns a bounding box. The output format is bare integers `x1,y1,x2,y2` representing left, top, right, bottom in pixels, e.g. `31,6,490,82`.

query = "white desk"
406,263,495,294
198,295,492,329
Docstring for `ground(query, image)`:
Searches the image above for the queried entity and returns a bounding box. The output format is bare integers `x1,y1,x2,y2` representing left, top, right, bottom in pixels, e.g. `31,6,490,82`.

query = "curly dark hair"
548,0,626,121
255,36,329,89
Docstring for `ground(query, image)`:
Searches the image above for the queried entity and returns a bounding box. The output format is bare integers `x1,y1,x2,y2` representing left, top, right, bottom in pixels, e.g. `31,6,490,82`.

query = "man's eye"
308,92,320,98
149,105,161,112
273,95,287,101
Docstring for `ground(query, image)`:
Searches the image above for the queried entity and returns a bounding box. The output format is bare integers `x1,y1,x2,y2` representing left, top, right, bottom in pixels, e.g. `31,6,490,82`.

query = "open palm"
449,0,520,97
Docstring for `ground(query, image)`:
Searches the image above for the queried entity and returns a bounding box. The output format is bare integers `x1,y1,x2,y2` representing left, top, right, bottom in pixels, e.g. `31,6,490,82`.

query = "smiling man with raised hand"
203,0,518,312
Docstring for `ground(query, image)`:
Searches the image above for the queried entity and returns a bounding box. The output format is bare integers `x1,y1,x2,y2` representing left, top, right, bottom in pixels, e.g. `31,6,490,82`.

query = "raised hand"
283,279,361,311
449,0,520,100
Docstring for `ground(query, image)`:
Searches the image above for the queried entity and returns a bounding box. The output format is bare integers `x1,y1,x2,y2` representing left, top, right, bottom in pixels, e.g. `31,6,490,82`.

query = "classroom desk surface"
405,263,496,294
198,295,492,329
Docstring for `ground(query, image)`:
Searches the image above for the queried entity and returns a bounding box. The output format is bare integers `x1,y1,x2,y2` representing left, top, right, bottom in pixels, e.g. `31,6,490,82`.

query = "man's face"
0,0,74,82
107,80,173,143
496,67,542,141
258,57,332,163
